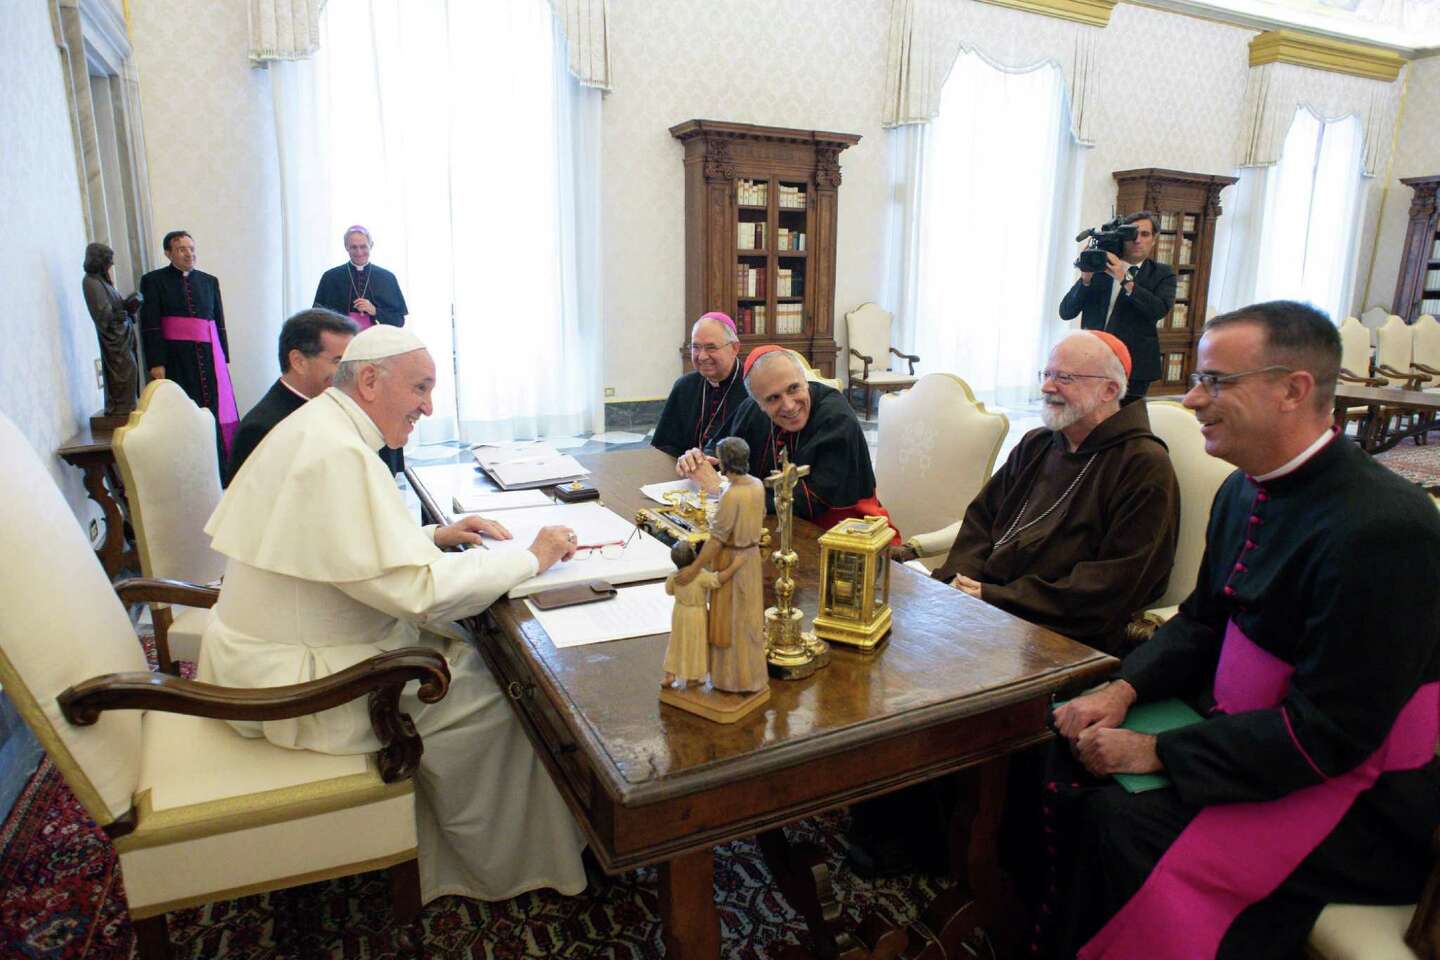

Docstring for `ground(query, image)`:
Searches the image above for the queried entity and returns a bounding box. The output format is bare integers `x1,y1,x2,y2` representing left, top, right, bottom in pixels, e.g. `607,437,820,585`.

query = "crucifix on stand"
764,449,829,679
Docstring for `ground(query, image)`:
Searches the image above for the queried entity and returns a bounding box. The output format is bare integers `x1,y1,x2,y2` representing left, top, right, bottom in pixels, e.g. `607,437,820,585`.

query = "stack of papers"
524,582,673,648
472,442,589,490
453,489,553,514
479,501,674,598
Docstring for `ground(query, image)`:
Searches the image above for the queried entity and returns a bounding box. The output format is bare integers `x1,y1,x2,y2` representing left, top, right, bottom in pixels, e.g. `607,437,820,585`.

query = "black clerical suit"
651,367,747,457
1045,433,1440,960
226,379,307,486
313,263,408,328
227,378,406,486
1058,259,1176,399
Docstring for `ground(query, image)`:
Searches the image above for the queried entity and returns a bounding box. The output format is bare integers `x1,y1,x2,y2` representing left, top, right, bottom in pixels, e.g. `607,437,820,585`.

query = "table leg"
80,460,133,577
659,848,721,959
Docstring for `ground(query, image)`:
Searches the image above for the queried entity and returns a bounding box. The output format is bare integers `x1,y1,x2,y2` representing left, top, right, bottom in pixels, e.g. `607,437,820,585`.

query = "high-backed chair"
1376,315,1429,390
875,374,1009,571
786,348,842,391
1338,317,1383,384
112,380,227,673
0,411,445,960
845,302,919,418
1412,315,1440,387
1137,402,1234,624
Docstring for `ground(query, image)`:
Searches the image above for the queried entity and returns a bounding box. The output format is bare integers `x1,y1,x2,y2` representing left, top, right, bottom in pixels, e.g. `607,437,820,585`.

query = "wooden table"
1335,383,1440,453
57,422,135,577
410,449,1115,959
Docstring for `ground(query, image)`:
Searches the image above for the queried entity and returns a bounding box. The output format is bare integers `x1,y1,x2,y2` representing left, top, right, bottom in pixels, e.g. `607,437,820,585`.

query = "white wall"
1363,56,1440,315
0,0,106,524
130,0,285,413
602,0,893,400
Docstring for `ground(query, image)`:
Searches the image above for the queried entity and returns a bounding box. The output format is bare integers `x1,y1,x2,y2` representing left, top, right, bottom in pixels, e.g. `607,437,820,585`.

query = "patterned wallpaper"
601,0,894,399
0,0,105,526
1363,56,1440,315
131,0,286,413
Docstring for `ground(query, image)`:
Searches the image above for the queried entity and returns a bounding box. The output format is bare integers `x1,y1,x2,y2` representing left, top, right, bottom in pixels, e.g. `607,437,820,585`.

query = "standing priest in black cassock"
140,230,238,472
225,308,358,486
677,344,894,536
1047,301,1440,960
313,225,409,473
651,312,748,457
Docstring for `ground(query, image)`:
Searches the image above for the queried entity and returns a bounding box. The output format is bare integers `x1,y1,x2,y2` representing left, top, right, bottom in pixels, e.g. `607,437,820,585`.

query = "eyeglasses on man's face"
1186,365,1292,398
689,341,730,356
1038,369,1110,387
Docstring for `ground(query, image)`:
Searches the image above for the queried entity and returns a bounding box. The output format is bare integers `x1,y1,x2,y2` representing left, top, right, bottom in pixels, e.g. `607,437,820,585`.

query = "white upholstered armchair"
0,412,446,960
112,380,228,673
845,302,919,418
876,374,1009,571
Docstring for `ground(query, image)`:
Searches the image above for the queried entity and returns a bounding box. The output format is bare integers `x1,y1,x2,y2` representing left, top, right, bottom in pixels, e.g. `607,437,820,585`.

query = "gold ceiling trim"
1249,29,1406,82
974,0,1119,29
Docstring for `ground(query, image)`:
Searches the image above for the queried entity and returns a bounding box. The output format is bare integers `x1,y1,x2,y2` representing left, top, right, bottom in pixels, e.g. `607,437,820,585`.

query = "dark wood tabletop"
1334,383,1440,409
1333,383,1440,453
412,447,1117,958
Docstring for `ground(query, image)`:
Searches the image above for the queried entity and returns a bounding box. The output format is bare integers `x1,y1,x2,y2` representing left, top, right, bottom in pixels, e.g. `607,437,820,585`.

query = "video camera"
1073,218,1138,273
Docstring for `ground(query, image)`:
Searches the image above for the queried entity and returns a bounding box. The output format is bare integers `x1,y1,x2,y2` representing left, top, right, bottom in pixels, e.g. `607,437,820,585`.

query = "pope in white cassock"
198,325,588,904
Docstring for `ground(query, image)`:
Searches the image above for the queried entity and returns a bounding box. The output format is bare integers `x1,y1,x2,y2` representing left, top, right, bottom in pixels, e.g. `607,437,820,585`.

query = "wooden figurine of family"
659,436,771,723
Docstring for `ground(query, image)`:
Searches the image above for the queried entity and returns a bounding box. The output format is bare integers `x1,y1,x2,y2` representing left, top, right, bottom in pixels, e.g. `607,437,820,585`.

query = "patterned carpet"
1374,436,1440,491
0,756,953,959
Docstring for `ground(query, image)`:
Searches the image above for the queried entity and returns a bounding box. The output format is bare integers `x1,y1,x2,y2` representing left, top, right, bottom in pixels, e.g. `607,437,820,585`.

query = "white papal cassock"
198,386,587,903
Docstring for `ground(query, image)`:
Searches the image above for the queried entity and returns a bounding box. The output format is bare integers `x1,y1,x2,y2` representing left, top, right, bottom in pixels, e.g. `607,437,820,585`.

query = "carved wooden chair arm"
1338,369,1389,387
1413,362,1440,378
1404,823,1440,959
58,648,450,783
848,347,873,380
889,347,920,374
114,577,221,609
1377,365,1429,390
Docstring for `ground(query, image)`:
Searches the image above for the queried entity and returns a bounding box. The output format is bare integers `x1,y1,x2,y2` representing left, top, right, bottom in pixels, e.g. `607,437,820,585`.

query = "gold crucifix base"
765,605,822,680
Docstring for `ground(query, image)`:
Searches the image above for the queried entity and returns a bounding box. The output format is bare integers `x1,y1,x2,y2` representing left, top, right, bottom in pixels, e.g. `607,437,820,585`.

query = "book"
484,454,589,490
1112,699,1204,793
453,489,553,513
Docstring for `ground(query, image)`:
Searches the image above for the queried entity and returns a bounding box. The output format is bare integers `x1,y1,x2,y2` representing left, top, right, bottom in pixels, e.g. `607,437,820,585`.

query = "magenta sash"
159,315,240,455
1080,620,1439,960
348,311,375,331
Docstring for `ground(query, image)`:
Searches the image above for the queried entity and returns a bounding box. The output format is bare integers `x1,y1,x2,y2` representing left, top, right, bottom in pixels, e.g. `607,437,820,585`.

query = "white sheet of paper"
484,502,674,598
472,442,562,468
639,477,728,504
524,581,673,647
590,431,648,444
452,489,553,513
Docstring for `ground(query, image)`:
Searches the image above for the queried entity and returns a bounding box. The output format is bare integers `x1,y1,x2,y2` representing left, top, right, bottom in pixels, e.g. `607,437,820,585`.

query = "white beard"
1041,396,1096,432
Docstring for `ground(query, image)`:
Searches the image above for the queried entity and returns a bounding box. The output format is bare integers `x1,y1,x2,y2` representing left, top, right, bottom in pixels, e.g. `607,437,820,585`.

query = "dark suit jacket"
225,378,307,486
1058,259,1177,383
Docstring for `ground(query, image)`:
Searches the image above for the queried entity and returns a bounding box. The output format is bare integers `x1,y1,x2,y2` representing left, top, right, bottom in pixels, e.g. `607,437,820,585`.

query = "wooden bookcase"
1114,168,1238,395
1392,175,1440,321
669,119,860,377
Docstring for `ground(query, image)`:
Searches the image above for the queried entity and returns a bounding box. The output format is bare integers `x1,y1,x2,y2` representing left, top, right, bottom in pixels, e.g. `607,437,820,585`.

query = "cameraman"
1058,210,1176,403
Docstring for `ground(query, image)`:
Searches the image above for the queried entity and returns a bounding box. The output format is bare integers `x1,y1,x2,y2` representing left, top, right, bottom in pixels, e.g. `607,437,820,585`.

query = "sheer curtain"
885,51,1080,406
272,0,603,444
1210,107,1365,325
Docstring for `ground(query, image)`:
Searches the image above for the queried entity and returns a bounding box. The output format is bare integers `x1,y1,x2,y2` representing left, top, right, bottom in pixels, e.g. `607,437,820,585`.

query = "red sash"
1079,620,1439,960
159,315,240,455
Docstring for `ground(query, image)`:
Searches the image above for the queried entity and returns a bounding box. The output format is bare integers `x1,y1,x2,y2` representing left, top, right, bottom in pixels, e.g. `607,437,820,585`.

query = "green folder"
1112,698,1204,794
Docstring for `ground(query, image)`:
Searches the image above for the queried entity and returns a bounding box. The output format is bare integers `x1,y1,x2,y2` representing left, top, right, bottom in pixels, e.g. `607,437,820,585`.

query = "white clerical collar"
351,263,367,271
278,376,310,402
323,386,386,452
1254,427,1335,482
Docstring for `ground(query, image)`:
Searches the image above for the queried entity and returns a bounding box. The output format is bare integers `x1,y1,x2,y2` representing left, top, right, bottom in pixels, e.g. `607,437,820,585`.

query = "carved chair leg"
132,913,172,960
391,857,424,956
152,605,178,676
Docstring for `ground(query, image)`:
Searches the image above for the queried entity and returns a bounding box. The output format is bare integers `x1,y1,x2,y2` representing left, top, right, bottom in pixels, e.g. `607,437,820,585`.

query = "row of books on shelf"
775,303,804,334
778,184,806,209
777,268,803,297
1159,213,1198,233
737,179,768,206
737,264,766,298
1165,353,1185,382
1176,275,1191,300
738,222,766,250
737,305,766,335
1422,298,1440,315
1170,303,1189,329
1432,237,1440,259
777,227,806,251
1427,269,1440,288
1156,235,1193,266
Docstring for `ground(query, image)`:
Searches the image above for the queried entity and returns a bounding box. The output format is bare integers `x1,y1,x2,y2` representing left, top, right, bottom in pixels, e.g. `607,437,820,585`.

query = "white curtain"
248,0,323,62
1211,107,1366,326
270,0,603,443
885,50,1080,406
